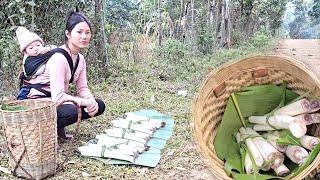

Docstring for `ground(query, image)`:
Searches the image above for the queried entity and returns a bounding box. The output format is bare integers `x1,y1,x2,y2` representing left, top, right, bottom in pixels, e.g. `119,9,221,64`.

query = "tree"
94,0,109,66
157,0,163,46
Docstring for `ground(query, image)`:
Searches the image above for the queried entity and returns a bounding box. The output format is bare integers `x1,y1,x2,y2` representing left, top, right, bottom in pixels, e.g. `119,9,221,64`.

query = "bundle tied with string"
0,99,57,180
192,55,320,179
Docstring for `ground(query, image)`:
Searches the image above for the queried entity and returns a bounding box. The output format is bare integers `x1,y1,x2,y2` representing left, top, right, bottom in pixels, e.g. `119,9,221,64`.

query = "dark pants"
57,98,105,133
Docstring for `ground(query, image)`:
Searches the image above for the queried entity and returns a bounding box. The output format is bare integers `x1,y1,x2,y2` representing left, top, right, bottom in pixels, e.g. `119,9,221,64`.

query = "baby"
16,26,56,79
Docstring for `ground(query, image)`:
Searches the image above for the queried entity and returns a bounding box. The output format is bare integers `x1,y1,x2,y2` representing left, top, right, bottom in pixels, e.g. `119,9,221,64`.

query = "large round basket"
0,99,57,180
192,55,320,179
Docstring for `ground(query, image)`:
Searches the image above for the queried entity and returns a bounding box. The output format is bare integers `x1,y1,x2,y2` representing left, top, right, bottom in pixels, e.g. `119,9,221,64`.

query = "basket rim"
0,98,54,113
190,54,320,179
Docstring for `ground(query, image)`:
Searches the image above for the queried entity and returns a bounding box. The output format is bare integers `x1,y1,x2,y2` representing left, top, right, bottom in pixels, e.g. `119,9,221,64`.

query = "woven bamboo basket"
0,98,57,180
192,55,320,179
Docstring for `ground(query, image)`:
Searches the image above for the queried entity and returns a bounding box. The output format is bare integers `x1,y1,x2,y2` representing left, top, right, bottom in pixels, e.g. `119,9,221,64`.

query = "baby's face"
25,41,44,56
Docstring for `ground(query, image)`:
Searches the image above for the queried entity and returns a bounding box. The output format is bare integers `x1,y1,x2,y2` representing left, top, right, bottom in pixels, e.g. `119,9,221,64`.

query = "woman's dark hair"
64,11,92,41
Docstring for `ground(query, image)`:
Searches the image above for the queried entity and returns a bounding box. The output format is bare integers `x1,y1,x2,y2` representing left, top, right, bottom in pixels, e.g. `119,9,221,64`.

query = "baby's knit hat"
16,26,44,52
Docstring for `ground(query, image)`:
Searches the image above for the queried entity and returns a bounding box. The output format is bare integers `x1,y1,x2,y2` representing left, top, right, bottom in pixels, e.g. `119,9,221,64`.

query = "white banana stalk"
250,115,306,138
273,99,311,116
285,145,309,165
300,135,320,150
295,113,320,125
236,132,255,174
264,132,287,152
244,128,284,170
239,128,264,168
310,100,320,113
273,163,290,177
253,124,275,131
245,152,253,174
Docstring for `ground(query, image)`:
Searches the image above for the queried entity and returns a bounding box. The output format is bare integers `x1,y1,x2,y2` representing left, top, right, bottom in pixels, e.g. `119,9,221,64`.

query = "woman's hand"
75,98,98,117
86,98,98,117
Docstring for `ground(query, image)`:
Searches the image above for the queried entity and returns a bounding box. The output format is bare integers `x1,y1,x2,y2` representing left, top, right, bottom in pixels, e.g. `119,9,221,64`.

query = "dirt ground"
270,39,320,80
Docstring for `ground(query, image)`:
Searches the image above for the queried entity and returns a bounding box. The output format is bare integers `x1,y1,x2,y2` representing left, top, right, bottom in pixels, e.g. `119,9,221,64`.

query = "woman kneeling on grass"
19,11,105,139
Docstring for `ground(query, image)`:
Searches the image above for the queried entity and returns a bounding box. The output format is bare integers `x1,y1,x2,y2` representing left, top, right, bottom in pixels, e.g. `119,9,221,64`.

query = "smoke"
282,0,320,39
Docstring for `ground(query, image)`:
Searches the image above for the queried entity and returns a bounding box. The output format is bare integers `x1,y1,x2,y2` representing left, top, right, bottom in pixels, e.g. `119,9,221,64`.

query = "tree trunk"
215,0,221,39
177,0,184,39
94,0,109,66
209,0,215,27
225,0,231,48
219,0,225,47
243,2,254,36
189,0,197,53
157,0,163,47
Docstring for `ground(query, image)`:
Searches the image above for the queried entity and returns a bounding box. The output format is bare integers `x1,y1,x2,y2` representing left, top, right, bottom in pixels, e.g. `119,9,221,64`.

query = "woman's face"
66,22,92,49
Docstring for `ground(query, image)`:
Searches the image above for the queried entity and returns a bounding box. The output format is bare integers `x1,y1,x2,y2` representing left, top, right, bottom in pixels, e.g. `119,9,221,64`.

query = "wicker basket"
0,98,57,180
192,55,320,179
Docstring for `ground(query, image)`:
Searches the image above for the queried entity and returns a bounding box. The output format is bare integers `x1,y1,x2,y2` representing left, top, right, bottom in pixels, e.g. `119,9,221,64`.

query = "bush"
156,38,187,62
250,29,270,48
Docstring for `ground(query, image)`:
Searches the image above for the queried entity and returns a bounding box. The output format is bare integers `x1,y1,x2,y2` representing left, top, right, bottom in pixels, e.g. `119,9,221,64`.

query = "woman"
24,11,105,139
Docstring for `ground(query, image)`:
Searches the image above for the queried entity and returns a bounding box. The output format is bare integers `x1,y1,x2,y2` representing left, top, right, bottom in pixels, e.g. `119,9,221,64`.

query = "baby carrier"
17,48,79,99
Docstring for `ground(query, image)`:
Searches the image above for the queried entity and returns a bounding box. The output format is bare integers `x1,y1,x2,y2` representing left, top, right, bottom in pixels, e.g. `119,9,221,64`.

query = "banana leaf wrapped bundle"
111,119,155,135
125,112,166,128
78,143,137,162
105,128,151,144
95,134,149,153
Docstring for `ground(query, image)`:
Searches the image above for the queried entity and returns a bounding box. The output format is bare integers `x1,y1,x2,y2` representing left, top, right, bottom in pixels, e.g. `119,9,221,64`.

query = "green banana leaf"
233,173,279,180
214,84,299,175
277,130,301,146
0,103,27,111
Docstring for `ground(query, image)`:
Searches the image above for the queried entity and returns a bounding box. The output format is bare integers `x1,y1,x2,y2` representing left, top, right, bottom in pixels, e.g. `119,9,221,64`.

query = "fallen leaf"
176,167,186,171
82,172,92,177
0,166,11,174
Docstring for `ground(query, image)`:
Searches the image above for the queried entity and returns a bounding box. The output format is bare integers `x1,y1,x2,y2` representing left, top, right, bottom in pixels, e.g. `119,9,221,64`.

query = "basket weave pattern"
192,55,320,179
0,99,57,179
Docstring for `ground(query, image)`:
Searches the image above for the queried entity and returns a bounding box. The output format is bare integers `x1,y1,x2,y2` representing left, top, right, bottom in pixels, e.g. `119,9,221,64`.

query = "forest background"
0,0,320,179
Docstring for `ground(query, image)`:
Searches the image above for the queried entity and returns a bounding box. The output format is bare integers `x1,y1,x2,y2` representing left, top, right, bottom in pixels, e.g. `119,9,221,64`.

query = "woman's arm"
48,53,92,106
75,56,99,116
75,56,94,99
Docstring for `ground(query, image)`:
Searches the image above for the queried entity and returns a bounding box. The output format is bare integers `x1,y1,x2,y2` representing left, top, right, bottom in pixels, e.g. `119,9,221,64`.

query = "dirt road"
271,39,320,79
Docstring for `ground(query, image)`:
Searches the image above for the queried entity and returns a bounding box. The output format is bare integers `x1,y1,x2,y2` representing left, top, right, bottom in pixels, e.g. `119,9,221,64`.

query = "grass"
0,39,275,179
